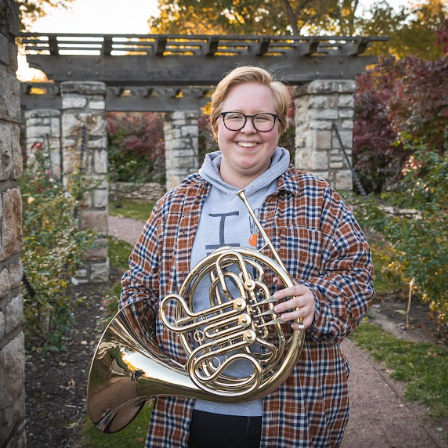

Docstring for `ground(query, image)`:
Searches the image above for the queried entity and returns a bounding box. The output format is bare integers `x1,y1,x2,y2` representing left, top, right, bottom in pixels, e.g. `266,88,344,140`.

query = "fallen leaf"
64,379,76,390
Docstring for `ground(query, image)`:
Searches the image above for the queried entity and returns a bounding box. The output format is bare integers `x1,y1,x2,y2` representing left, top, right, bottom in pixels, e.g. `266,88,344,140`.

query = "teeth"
238,142,257,148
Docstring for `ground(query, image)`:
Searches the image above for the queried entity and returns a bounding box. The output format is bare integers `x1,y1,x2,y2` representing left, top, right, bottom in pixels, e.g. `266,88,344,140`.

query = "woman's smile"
237,141,258,148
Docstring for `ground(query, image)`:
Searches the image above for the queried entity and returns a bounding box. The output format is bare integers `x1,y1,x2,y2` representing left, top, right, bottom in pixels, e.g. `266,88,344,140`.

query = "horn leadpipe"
237,190,287,272
237,190,304,329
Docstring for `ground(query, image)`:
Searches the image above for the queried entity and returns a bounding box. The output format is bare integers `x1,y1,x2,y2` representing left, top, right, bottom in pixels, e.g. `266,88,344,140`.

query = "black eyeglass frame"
219,112,280,132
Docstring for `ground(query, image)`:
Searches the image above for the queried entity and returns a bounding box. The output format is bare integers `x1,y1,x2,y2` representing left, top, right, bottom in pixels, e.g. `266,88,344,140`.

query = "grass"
103,236,134,317
108,235,134,271
351,322,448,420
81,404,153,448
109,199,155,222
355,235,448,432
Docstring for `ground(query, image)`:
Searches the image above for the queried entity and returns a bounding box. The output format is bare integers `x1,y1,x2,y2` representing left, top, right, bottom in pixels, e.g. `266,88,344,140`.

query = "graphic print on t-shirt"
205,211,240,254
204,208,262,255
248,208,260,247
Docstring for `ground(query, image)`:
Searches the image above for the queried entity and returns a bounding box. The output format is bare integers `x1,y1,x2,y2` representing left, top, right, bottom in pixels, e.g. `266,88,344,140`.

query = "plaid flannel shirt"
120,164,374,448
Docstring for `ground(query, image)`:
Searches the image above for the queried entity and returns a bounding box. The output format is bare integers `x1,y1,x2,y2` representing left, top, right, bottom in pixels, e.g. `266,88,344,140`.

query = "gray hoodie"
191,147,290,416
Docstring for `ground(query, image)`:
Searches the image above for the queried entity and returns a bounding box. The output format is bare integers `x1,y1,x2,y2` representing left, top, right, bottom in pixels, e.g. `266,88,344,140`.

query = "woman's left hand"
273,281,316,329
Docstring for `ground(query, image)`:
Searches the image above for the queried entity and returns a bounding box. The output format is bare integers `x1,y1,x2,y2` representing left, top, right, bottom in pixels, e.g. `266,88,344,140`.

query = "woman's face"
217,82,280,188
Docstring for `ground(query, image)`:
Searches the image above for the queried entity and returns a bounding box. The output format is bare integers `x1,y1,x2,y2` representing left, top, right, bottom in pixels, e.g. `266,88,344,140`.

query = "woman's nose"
240,117,257,133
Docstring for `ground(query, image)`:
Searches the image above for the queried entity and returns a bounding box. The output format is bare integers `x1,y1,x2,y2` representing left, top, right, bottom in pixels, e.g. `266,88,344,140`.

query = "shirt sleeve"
119,200,162,318
299,185,374,344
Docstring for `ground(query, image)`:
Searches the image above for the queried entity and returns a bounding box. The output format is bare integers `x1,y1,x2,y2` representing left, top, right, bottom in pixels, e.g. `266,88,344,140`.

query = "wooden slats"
19,32,388,58
20,33,387,86
102,36,113,56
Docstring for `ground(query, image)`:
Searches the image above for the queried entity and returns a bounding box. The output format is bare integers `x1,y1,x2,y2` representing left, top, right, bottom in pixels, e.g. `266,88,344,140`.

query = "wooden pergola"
20,33,387,112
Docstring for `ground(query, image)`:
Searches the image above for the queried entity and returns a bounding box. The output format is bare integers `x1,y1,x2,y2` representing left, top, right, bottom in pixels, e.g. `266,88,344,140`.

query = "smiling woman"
114,65,374,448
209,67,291,189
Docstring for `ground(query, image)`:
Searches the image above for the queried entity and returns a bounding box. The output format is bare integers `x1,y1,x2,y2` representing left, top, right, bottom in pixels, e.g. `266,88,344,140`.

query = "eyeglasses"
220,112,279,132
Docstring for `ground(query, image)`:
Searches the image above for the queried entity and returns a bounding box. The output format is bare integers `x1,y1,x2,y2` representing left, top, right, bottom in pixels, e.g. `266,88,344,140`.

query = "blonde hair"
210,66,291,139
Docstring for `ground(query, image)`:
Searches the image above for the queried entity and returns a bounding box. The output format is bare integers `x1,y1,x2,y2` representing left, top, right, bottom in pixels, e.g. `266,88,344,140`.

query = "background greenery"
107,112,165,185
20,146,95,350
109,199,155,222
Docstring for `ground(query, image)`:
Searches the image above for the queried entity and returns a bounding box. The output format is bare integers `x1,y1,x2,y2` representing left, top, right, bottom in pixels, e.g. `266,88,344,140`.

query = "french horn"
87,190,305,433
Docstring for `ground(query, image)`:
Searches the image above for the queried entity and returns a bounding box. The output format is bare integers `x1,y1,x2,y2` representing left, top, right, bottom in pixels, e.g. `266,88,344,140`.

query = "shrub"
354,57,408,193
354,42,448,194
21,145,95,350
388,56,448,154
354,143,448,331
107,112,165,184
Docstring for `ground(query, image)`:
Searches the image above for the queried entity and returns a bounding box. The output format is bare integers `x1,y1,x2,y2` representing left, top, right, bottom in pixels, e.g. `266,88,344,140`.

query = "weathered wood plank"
20,83,212,113
26,54,378,85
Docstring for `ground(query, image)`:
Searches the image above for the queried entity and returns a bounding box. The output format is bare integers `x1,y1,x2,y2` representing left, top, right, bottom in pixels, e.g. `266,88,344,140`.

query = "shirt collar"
277,164,301,197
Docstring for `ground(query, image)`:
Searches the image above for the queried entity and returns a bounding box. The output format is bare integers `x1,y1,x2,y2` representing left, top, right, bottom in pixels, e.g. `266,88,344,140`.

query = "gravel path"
341,338,445,448
108,215,447,448
109,215,146,246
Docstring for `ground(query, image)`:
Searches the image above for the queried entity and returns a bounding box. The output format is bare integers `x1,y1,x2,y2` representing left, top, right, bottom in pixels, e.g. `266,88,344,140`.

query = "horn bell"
87,301,219,434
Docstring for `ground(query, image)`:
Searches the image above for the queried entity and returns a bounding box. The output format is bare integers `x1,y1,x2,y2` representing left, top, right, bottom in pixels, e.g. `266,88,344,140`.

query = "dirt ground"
24,286,107,448
24,217,448,448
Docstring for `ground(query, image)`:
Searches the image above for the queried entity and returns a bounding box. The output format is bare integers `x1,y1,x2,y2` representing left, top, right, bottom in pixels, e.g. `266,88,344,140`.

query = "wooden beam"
20,83,212,113
337,38,370,56
105,94,209,112
251,37,271,56
26,53,378,85
294,38,320,56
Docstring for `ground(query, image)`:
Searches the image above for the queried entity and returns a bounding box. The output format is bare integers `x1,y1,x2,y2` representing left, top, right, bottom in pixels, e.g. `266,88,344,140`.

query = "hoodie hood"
199,147,290,197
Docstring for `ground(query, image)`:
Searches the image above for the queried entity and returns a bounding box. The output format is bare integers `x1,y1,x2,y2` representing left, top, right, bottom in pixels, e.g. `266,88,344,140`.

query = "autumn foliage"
107,112,166,184
352,21,448,329
353,36,448,193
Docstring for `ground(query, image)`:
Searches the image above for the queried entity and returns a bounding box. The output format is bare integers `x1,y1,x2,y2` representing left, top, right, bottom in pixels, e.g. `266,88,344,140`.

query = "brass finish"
87,190,305,433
